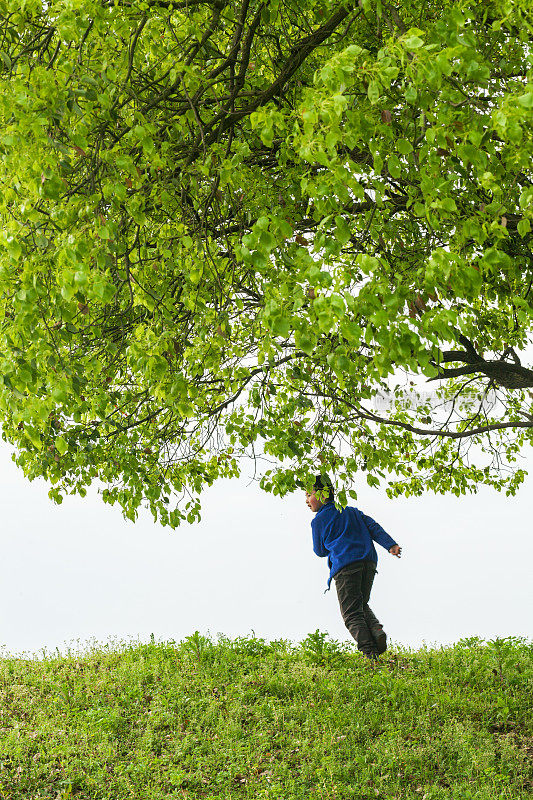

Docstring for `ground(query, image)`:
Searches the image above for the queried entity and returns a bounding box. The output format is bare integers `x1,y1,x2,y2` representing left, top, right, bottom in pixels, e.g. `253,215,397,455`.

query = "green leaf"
251,250,268,269
404,85,417,104
260,123,274,147
517,92,533,108
279,219,293,238
387,155,402,179
367,81,380,104
334,215,351,245
271,316,291,337
403,35,424,49
74,270,88,286
357,254,379,274
295,332,316,355
55,436,68,455
6,239,22,260
259,230,277,252
396,139,413,155
517,218,531,237
92,276,116,302
440,197,457,213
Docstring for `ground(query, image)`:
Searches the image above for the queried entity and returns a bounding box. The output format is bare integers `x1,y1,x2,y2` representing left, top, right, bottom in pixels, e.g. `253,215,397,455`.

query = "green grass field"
0,633,531,799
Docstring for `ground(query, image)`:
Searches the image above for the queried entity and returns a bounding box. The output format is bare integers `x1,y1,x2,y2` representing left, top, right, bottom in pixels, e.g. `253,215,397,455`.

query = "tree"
0,0,532,525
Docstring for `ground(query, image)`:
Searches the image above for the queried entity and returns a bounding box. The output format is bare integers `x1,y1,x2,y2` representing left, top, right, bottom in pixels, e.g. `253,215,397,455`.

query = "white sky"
1,438,531,657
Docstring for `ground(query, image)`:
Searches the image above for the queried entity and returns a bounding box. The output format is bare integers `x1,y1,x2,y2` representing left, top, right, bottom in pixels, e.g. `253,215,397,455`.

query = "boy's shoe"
371,625,387,655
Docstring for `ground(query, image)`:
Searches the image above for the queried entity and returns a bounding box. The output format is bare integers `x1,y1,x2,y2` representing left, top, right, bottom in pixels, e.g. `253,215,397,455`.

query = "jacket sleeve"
361,512,397,552
311,517,328,558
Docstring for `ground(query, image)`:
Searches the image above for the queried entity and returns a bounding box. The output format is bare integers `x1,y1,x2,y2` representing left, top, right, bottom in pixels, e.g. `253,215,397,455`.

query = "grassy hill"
0,633,531,799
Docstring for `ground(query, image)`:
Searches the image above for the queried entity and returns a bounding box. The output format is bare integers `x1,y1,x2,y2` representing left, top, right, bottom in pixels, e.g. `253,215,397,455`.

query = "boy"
306,475,402,660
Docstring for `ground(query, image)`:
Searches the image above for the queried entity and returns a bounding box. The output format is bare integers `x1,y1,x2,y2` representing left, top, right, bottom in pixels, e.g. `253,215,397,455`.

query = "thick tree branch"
431,334,533,387
188,3,360,160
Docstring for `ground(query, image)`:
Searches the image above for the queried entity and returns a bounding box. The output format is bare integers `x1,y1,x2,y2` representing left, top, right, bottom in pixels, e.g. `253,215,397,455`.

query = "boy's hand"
389,544,402,557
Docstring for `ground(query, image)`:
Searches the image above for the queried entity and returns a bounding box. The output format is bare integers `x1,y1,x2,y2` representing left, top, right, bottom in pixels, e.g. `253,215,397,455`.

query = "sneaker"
372,626,387,655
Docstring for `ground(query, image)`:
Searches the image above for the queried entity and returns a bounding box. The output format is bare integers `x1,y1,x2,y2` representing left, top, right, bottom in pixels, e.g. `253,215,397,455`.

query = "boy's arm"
311,517,328,558
361,511,398,553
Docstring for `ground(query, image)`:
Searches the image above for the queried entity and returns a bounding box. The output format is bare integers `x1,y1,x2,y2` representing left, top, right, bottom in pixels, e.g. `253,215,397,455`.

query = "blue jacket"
311,501,397,590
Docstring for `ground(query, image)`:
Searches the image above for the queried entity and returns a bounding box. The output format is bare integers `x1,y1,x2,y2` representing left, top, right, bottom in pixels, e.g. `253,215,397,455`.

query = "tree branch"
188,3,360,160
344,400,533,439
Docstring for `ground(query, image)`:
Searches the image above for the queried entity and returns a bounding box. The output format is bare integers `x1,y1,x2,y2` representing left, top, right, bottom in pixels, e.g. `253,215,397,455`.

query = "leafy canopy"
0,0,532,524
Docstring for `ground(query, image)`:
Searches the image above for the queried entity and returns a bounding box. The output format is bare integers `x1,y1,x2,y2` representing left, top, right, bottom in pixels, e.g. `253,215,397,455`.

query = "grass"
0,632,531,800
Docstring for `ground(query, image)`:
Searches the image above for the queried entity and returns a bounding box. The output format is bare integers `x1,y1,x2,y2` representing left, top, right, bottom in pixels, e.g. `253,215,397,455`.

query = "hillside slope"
0,634,531,799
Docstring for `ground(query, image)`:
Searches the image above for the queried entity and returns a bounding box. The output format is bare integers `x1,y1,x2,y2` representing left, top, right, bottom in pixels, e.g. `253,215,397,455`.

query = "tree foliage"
0,0,532,524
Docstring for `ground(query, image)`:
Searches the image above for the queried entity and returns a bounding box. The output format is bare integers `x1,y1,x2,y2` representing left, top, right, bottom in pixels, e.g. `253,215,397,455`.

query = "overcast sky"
1,439,531,657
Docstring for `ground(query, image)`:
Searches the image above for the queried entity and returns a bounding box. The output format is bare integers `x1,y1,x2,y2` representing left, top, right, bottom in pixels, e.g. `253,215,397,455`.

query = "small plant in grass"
301,629,351,667
181,630,213,664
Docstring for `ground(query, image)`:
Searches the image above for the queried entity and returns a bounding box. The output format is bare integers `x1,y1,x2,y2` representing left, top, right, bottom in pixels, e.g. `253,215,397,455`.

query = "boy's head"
305,474,334,512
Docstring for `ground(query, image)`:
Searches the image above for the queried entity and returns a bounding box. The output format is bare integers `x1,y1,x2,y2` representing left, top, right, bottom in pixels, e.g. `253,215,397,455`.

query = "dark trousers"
334,560,382,657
